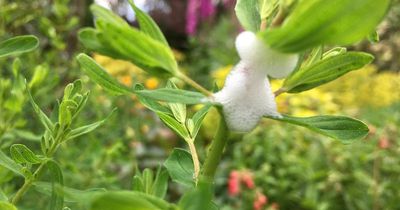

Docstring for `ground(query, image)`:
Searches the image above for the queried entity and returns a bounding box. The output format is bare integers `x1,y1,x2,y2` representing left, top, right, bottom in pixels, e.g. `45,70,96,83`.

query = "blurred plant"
0,36,111,209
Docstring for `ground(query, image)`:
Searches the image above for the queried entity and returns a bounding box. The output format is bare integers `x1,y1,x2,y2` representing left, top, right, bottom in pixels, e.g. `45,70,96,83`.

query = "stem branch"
11,163,46,205
187,140,200,184
201,110,229,182
177,73,213,97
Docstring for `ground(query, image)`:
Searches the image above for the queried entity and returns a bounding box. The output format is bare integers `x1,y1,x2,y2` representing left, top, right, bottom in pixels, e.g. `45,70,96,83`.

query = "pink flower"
253,192,268,210
378,136,390,149
242,172,255,189
228,171,241,196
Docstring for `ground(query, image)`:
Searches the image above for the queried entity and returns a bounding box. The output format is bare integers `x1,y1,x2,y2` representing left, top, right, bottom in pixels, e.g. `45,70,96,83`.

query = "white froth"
213,31,298,132
213,62,281,132
235,31,299,79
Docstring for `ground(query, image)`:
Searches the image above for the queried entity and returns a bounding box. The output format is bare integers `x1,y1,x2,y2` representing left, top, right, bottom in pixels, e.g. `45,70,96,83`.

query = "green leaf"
157,112,190,139
235,0,261,32
0,150,24,176
368,31,380,43
0,35,39,58
66,108,115,141
164,149,194,187
78,28,119,58
46,160,64,210
0,201,17,210
10,144,43,164
26,83,54,133
34,182,105,203
134,84,171,114
283,52,373,93
259,0,279,20
191,104,212,138
261,0,390,53
166,81,187,124
95,20,178,76
76,53,132,95
179,180,217,210
135,88,207,105
266,115,369,143
89,191,173,210
127,0,168,46
152,168,169,199
90,4,129,27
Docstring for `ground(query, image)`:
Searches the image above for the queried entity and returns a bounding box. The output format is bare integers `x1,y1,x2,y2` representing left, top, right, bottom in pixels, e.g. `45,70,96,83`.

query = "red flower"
242,172,255,189
253,192,268,210
228,171,241,196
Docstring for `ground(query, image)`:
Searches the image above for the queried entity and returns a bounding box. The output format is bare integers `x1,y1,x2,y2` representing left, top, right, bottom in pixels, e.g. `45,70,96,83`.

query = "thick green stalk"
201,110,229,182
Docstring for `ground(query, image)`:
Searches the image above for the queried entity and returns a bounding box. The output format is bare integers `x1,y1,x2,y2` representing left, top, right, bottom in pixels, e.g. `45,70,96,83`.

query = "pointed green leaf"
26,84,54,133
10,144,43,164
0,35,39,58
0,150,24,177
191,104,212,138
95,20,178,76
157,112,190,139
90,4,129,27
235,0,261,32
164,149,194,187
261,0,390,52
135,88,207,104
66,108,115,141
166,81,187,124
283,52,373,93
127,0,168,46
76,53,132,95
134,84,171,114
266,115,369,143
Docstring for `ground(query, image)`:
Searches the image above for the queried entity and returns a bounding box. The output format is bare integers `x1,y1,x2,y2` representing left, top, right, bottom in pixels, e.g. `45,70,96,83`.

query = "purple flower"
186,0,217,35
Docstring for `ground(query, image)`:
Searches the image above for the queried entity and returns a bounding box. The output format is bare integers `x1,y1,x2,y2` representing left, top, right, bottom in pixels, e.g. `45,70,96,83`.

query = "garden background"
0,0,399,209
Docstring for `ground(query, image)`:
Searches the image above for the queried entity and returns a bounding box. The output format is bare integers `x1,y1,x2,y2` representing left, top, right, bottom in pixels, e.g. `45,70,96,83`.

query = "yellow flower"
145,77,159,89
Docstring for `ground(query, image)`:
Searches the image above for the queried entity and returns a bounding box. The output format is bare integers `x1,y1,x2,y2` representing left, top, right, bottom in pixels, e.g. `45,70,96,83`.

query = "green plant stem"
176,73,213,97
11,162,46,205
11,133,61,205
201,110,229,182
187,140,200,184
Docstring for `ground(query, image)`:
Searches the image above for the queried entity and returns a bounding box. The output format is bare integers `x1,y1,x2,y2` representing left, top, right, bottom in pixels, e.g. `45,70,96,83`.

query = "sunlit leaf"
76,53,132,95
261,0,390,52
127,0,168,46
283,52,373,93
0,201,17,210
